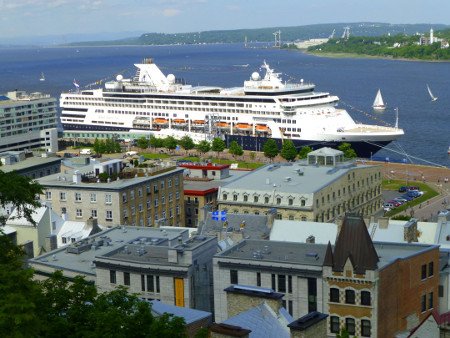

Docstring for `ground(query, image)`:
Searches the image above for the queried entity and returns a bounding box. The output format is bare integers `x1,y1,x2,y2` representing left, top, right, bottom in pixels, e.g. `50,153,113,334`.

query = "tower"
430,28,434,44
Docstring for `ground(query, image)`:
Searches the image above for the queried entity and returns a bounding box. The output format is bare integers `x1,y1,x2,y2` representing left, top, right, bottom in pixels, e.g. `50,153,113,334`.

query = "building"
218,148,382,222
28,226,217,313
38,159,185,227
419,28,449,49
323,215,439,337
269,219,338,244
0,90,58,153
0,151,61,179
213,239,327,322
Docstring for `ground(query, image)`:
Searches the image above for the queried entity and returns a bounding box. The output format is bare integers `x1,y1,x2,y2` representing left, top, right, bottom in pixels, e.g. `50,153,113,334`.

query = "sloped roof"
6,206,48,226
149,300,211,325
331,215,379,274
308,147,343,156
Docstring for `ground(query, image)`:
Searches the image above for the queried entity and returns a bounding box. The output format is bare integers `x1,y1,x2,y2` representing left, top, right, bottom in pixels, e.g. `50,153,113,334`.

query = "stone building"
323,215,440,337
38,159,185,227
0,151,61,179
218,148,382,222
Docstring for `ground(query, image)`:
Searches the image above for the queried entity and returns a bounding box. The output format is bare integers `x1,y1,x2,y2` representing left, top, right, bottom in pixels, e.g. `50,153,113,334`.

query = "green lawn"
178,156,265,170
382,179,439,217
141,153,171,160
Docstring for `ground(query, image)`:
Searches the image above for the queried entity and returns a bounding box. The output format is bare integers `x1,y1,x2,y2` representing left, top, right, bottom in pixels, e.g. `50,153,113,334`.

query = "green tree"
298,145,313,159
228,141,243,158
336,327,350,338
136,137,149,150
211,137,226,158
280,140,297,161
93,138,101,155
179,135,196,154
0,170,43,225
149,136,164,149
196,140,210,155
338,142,357,159
262,139,279,161
164,136,178,153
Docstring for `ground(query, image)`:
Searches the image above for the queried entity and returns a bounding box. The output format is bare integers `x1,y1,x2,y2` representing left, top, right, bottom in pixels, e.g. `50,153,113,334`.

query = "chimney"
378,217,389,229
404,219,418,243
72,170,81,184
61,213,67,221
306,235,315,244
44,234,57,252
86,217,102,235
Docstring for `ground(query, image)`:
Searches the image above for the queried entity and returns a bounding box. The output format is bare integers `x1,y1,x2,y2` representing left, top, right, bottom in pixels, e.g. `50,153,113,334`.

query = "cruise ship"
60,58,404,157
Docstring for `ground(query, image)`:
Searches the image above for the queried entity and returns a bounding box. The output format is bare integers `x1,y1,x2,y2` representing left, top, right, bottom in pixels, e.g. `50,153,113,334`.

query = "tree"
228,141,243,158
262,139,279,161
136,137,149,150
211,137,226,158
280,140,297,161
298,145,313,159
149,136,164,149
0,170,43,225
164,136,178,153
179,135,195,154
93,138,101,155
196,140,210,155
338,142,357,159
336,327,350,338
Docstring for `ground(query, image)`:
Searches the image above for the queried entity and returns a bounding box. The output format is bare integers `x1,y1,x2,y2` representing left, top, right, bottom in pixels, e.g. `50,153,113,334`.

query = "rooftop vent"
306,235,315,244
305,252,319,260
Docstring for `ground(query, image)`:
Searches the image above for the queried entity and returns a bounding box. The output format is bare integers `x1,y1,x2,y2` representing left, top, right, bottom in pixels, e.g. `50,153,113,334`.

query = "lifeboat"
235,123,252,131
192,120,205,125
255,124,271,133
153,118,168,125
173,119,187,126
216,121,230,129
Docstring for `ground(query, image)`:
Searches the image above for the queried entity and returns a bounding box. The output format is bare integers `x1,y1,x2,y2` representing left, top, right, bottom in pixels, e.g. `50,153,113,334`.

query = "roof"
200,212,270,240
210,323,251,337
57,220,103,247
0,156,61,174
288,311,328,331
330,215,379,274
149,300,211,325
6,205,49,227
220,161,376,194
308,147,343,156
368,219,438,245
270,220,338,244
216,239,327,268
179,163,230,170
224,285,284,300
223,302,292,338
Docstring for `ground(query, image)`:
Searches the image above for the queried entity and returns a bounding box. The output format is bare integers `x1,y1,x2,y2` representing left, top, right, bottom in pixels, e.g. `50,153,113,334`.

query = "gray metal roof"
221,161,376,194
150,300,211,325
374,242,439,270
216,239,327,266
1,156,61,173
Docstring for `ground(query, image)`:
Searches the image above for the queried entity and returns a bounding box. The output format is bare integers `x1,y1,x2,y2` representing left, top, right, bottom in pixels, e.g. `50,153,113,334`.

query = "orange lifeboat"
255,124,271,133
173,119,187,126
216,121,230,129
153,118,168,125
192,120,205,125
235,123,252,131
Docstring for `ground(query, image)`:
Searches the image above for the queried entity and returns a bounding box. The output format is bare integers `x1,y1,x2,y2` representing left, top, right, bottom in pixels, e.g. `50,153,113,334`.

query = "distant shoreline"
303,50,450,63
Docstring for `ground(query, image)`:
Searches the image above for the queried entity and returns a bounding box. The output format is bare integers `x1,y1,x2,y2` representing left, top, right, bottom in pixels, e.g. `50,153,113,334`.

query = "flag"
73,79,80,88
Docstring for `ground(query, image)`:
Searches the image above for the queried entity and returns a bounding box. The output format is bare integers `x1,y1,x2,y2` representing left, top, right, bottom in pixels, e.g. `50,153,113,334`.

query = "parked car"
408,186,420,191
394,197,408,203
398,186,408,193
401,195,414,201
383,203,395,211
387,200,402,207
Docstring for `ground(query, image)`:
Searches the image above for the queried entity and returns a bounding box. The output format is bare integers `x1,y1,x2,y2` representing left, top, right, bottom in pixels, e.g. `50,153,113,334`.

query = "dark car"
401,195,414,201
408,186,419,191
388,200,402,207
398,186,408,193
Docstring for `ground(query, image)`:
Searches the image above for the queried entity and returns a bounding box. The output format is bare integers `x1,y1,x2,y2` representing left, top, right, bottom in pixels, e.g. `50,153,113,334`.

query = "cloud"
162,8,181,17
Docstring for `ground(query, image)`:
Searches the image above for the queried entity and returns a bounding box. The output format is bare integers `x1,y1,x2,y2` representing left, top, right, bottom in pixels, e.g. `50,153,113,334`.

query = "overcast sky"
1,0,449,39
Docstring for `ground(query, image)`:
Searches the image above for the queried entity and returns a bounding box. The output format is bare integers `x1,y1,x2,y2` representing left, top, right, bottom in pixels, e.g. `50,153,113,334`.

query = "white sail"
40,72,45,81
427,84,437,101
372,89,385,110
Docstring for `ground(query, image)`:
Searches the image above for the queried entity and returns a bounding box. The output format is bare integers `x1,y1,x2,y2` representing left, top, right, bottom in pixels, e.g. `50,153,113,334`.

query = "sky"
1,0,449,41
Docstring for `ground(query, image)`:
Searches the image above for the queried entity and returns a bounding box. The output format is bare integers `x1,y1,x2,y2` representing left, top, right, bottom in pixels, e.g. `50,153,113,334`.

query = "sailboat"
372,89,386,111
39,72,45,82
427,84,438,101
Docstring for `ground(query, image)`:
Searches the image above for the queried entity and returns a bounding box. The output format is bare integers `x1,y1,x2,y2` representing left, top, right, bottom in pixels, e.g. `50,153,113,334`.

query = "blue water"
0,44,449,167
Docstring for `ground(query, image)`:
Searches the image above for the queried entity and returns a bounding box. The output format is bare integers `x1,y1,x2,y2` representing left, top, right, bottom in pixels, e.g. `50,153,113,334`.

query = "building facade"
0,151,61,179
0,90,58,152
218,148,382,222
38,159,185,227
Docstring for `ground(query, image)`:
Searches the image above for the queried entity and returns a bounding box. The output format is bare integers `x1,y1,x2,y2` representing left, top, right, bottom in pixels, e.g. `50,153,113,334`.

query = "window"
124,272,130,286
330,316,340,334
243,195,248,202
122,193,127,203
288,300,293,316
76,209,82,218
265,196,269,204
256,272,261,287
308,278,317,312
429,292,434,309
160,181,165,189
147,200,151,209
156,276,160,293
276,197,281,205
271,274,276,290
223,194,227,201
233,194,238,201
141,275,145,291
429,262,434,277
288,198,293,206
169,193,173,202
421,294,426,312
301,200,306,207
230,270,238,284
110,270,116,284
254,196,259,203
105,194,112,204
62,237,67,244
277,275,286,292
330,288,340,302
345,289,355,304
154,198,158,207
91,209,97,218
130,190,135,200
176,191,180,200
439,285,444,297
161,195,165,204
138,188,142,197
346,318,355,335
147,275,154,292
75,192,82,202
45,191,52,200
361,320,371,337
421,264,427,280
90,193,97,203
106,210,113,221
360,291,371,306
60,192,66,201
168,179,172,188
288,275,292,293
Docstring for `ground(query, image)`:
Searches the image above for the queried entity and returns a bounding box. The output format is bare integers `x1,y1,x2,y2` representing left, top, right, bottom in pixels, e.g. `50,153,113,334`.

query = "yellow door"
174,278,185,307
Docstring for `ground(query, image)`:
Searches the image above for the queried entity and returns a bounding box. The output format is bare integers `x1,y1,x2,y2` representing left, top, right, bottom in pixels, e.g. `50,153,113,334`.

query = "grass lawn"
382,179,439,217
141,153,171,160
178,156,265,170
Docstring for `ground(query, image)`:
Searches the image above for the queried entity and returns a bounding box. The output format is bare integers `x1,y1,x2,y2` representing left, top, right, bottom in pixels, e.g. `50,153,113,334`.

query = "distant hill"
67,23,449,46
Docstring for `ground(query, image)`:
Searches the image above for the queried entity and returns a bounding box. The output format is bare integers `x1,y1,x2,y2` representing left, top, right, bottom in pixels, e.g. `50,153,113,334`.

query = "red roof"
184,187,218,196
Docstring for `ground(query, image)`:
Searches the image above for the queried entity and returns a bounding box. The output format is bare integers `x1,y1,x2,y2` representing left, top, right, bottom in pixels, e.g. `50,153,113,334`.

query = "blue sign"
220,210,227,221
212,211,219,221
212,210,227,221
